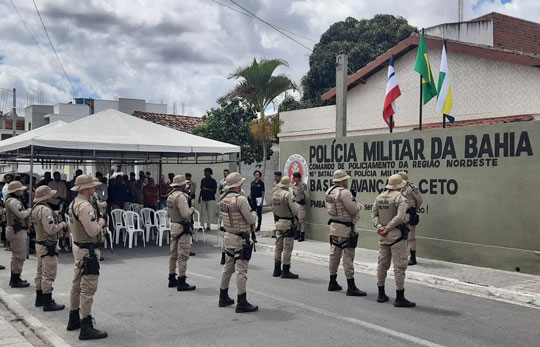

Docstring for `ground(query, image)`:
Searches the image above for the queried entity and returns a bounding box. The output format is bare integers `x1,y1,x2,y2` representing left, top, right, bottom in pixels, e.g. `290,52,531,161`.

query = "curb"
0,288,72,347
255,243,540,309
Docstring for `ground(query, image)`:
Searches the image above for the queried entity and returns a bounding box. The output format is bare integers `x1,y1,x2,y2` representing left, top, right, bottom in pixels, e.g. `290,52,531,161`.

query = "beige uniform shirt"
293,182,310,204
326,186,361,237
32,204,66,241
401,182,423,209
370,190,408,244
6,197,31,239
272,188,298,231
70,195,106,243
169,190,194,222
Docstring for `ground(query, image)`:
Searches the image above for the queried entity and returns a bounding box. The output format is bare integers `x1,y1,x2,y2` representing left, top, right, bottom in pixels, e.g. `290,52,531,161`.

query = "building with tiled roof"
279,12,540,141
132,111,205,134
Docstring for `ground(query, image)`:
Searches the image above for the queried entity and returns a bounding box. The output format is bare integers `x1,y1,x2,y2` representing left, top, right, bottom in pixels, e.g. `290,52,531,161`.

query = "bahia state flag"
414,32,438,104
383,56,401,128
436,45,455,122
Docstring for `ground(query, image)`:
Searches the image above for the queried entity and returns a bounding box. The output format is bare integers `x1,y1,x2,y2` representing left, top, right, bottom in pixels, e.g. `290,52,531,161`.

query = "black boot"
190,251,196,256
328,275,342,291
168,274,178,288
218,288,235,307
281,264,299,279
79,315,108,340
394,289,416,308
220,252,226,265
346,278,367,296
177,276,196,291
10,273,30,288
272,261,282,277
0,264,5,270
235,293,258,313
377,286,389,303
35,290,44,307
43,293,65,311
408,250,417,265
298,232,305,242
66,309,81,331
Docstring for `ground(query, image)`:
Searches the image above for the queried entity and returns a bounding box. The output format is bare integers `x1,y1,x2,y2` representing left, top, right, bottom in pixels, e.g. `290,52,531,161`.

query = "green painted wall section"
280,121,540,274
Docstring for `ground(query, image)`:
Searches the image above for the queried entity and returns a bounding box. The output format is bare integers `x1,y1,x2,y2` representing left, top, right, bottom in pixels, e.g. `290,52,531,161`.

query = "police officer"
325,170,366,297
292,172,309,242
5,181,31,288
32,186,68,311
371,174,415,308
398,172,423,266
66,175,108,340
218,172,258,313
272,176,299,279
167,175,196,291
272,171,282,195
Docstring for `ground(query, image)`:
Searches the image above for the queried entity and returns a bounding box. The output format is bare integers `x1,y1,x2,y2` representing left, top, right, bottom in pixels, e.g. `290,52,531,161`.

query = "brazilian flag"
414,32,438,104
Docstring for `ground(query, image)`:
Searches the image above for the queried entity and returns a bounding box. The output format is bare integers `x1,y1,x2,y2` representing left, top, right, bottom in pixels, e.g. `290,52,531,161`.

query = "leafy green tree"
301,15,417,107
219,58,295,176
193,99,271,165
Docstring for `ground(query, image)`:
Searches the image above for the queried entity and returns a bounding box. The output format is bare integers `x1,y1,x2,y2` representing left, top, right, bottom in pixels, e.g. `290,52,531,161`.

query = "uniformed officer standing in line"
371,174,415,308
292,172,309,242
218,172,258,313
272,176,299,279
5,181,32,288
66,175,108,340
271,171,282,239
167,175,196,291
398,172,423,265
325,170,366,297
32,186,68,311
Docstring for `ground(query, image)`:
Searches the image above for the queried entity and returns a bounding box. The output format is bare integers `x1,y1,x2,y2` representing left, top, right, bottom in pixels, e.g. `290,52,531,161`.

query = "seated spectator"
143,178,159,210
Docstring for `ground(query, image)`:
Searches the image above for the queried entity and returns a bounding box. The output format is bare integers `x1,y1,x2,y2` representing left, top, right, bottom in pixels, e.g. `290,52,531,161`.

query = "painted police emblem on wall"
284,154,309,184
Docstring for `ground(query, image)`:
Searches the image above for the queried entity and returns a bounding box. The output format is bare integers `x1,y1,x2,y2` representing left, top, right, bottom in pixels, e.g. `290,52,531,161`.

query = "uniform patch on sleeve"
88,211,96,222
47,215,55,224
16,203,23,211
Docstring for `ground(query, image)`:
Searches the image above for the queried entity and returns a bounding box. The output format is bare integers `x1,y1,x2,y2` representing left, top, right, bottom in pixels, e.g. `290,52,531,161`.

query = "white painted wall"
145,103,167,113
53,103,89,117
425,20,494,47
93,99,119,113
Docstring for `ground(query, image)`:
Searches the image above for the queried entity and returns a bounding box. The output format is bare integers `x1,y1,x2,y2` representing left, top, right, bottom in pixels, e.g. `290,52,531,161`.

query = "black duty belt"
328,219,353,227
275,216,294,221
74,242,101,249
36,240,57,245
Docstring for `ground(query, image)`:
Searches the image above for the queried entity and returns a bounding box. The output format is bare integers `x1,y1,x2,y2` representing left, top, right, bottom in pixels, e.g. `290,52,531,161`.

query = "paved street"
1,235,539,347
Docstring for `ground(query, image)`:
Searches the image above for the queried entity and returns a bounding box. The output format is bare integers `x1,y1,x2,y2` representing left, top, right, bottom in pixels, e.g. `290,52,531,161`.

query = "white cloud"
0,0,538,117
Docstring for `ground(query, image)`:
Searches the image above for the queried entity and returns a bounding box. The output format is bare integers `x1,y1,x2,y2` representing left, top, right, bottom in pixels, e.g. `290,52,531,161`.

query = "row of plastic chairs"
110,209,166,248
63,214,114,251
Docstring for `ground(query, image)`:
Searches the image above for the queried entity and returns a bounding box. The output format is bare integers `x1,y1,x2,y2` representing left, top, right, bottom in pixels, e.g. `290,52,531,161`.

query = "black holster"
347,231,359,248
179,221,193,235
407,207,420,226
239,242,253,261
12,221,23,233
81,246,100,276
390,224,411,246
38,240,58,257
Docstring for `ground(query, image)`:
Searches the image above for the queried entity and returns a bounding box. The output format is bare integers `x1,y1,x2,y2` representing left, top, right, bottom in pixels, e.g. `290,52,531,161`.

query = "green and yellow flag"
414,32,437,104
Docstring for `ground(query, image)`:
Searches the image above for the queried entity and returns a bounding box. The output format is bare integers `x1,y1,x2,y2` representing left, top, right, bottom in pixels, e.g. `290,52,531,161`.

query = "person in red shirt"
143,178,159,211
158,175,169,210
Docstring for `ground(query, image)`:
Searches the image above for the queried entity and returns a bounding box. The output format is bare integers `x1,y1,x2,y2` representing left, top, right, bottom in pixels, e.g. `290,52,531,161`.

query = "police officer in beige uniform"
66,175,108,340
218,172,258,313
32,186,68,311
398,172,423,266
272,176,299,279
292,172,309,242
5,181,32,288
325,170,366,297
371,174,415,308
167,175,196,291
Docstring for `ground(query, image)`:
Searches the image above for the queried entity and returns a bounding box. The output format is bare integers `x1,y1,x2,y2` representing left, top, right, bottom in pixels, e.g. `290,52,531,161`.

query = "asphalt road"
1,240,539,347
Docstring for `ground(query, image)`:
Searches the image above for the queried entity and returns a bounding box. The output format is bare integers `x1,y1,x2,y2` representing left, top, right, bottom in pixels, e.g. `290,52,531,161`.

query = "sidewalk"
249,212,540,309
0,314,33,347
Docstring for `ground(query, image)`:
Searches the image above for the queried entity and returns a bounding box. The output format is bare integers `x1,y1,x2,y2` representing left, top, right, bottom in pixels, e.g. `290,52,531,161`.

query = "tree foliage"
300,15,417,107
193,99,272,165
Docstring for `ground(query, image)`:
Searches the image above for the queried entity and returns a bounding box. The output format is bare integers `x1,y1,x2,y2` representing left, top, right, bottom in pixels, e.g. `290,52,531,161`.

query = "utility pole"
12,88,17,136
335,53,348,138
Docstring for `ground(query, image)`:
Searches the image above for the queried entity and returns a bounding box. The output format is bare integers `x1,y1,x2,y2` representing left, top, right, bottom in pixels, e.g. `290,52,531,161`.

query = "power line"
228,0,314,52
8,0,58,75
209,0,317,43
32,0,78,96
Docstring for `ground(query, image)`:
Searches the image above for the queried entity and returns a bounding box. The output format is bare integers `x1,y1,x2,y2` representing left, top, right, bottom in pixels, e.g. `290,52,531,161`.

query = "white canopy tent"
0,109,240,197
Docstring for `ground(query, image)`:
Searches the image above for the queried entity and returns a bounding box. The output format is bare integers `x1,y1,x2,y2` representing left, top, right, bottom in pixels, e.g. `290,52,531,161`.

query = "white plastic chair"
155,210,170,247
122,211,146,248
129,203,143,216
64,213,74,249
192,209,205,243
102,215,114,251
140,208,157,241
111,209,126,244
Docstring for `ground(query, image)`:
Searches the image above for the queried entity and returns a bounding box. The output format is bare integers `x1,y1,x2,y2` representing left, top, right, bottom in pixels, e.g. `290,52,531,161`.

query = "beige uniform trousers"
220,232,249,294
407,225,417,251
329,236,355,279
377,239,408,290
34,244,58,294
70,245,101,318
168,223,191,276
274,230,294,265
6,227,27,275
296,204,307,233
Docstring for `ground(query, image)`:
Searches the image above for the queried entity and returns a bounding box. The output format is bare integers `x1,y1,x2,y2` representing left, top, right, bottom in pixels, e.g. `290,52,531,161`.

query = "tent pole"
158,154,162,202
29,144,34,204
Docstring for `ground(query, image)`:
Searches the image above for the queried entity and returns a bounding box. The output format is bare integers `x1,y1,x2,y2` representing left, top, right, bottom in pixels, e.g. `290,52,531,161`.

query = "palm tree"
219,58,295,177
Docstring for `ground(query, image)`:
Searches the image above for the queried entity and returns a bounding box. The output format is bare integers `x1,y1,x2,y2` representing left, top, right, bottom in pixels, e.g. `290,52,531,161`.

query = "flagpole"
389,116,393,133
442,39,447,129
418,28,424,130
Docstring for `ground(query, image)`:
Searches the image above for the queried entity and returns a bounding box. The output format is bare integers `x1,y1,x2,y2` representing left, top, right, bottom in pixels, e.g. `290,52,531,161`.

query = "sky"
0,0,539,116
